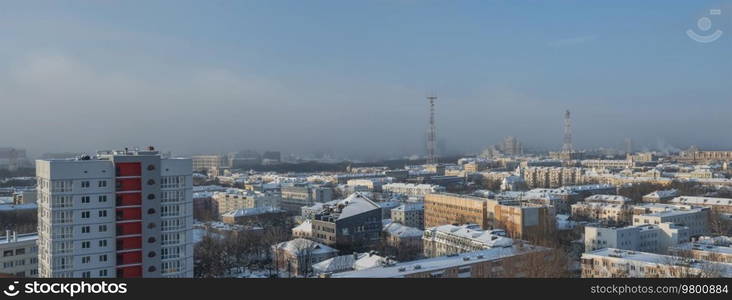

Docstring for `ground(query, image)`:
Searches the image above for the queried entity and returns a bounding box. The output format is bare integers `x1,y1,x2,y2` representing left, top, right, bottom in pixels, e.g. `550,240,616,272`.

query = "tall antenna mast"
426,94,438,164
562,109,573,153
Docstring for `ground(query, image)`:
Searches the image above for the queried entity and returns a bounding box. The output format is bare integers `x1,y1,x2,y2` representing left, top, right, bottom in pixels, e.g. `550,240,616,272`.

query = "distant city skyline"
1,1,730,159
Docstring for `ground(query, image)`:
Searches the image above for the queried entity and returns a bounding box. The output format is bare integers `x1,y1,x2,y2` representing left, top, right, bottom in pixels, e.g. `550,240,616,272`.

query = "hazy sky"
1,0,730,159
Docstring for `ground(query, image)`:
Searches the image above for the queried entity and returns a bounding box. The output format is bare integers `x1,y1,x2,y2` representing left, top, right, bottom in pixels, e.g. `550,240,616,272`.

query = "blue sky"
0,1,730,158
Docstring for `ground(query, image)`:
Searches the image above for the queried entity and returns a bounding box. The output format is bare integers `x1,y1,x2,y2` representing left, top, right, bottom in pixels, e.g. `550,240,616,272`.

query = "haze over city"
1,0,730,159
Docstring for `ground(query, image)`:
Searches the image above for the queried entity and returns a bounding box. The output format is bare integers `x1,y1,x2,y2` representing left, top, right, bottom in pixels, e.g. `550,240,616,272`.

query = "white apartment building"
391,202,424,229
0,231,38,277
36,148,193,278
633,207,710,237
669,196,732,214
382,183,445,199
584,223,689,254
581,248,732,278
422,224,511,258
212,189,279,217
571,202,631,224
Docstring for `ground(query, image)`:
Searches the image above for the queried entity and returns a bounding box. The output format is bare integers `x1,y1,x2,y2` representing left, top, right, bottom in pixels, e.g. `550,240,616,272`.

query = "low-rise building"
382,222,423,256
311,193,383,250
0,231,38,277
669,196,732,214
422,224,510,257
633,207,710,237
642,189,679,203
669,241,732,264
391,202,424,229
312,252,392,275
272,238,339,277
280,185,333,213
382,183,445,199
584,223,690,254
292,220,313,239
213,189,279,217
220,206,287,225
331,244,552,278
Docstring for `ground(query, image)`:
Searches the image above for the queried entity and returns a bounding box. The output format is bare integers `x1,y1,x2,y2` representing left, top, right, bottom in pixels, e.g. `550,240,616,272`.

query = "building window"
99,270,108,277
147,208,156,215
98,180,107,187
99,240,107,247
147,165,156,171
147,179,156,186
82,271,91,278
99,255,108,262
99,225,107,232
147,194,156,200
81,211,90,218
99,210,107,218
81,196,90,203
82,241,90,249
82,256,91,264
99,195,107,202
81,181,90,188
82,226,90,233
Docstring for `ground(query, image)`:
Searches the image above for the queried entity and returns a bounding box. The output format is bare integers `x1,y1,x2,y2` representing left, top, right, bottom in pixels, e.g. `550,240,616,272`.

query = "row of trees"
194,226,291,278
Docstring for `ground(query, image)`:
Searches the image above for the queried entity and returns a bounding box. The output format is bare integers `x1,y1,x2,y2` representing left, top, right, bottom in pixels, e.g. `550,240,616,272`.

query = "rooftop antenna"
426,93,438,164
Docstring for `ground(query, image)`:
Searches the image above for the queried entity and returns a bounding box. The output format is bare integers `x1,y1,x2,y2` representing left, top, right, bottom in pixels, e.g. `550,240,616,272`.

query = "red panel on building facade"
117,266,142,278
117,251,142,265
116,162,141,177
116,193,142,206
116,178,141,191
116,207,142,221
116,222,142,236
116,237,142,250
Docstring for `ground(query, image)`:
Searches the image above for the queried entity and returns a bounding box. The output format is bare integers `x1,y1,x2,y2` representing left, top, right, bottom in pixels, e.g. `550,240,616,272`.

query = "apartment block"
584,223,689,254
581,248,732,278
632,207,710,237
36,148,193,278
422,224,510,257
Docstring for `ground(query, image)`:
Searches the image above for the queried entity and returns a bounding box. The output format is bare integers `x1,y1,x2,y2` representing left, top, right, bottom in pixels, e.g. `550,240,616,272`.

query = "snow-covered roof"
383,222,423,238
315,192,381,221
670,196,732,206
312,252,391,274
425,224,512,248
391,202,424,212
332,245,546,278
585,194,632,204
274,238,338,255
221,206,283,218
0,203,37,211
644,189,679,199
292,220,313,234
584,248,732,276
